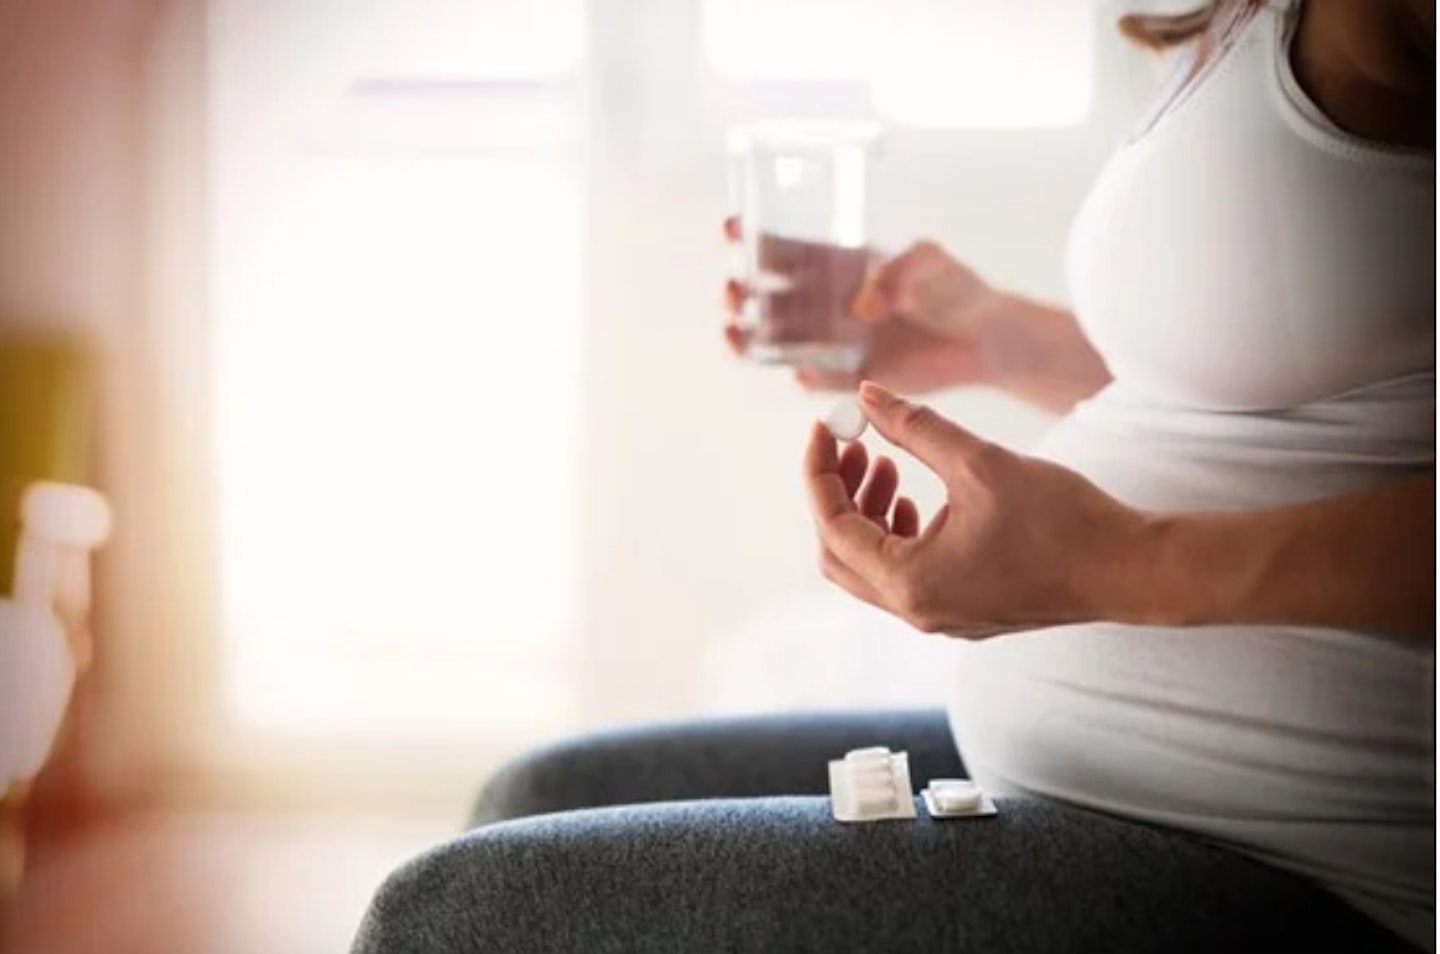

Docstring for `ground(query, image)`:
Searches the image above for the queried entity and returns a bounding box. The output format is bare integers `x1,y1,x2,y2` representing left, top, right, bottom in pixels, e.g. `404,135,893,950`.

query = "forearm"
978,293,1112,415
1109,475,1436,637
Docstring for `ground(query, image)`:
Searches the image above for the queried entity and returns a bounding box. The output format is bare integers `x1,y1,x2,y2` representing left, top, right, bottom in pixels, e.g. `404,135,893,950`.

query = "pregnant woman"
355,2,1433,952
785,0,1435,944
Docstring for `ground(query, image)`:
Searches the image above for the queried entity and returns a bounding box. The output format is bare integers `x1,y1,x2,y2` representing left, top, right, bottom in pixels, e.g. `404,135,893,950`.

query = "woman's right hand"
722,218,1009,395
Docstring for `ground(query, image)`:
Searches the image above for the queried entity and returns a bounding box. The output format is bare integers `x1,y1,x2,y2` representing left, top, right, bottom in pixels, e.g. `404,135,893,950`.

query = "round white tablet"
824,397,869,442
845,746,891,763
930,779,983,812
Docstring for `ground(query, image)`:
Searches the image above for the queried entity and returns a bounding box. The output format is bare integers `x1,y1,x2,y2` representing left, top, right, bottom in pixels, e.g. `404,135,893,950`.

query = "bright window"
702,0,1095,128
210,0,583,741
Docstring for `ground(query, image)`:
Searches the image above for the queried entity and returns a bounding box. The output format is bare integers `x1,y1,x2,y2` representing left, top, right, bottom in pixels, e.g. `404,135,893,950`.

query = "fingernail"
858,381,900,407
852,287,882,321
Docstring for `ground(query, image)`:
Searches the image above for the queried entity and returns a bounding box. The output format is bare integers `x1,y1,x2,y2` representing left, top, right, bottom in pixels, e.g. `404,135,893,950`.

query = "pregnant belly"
946,618,1434,923
946,376,1435,901
1027,373,1434,513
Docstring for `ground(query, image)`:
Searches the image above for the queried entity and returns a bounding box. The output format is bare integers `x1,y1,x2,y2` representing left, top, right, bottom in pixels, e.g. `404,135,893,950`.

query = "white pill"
931,780,982,813
851,764,893,780
824,397,869,442
845,746,891,763
855,791,896,814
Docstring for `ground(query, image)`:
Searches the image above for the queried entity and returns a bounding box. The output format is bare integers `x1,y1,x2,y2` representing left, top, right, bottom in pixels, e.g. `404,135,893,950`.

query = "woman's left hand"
805,382,1155,639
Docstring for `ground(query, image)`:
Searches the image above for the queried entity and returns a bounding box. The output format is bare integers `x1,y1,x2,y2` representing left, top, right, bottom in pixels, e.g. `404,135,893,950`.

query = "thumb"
852,251,912,323
853,242,943,322
857,381,988,474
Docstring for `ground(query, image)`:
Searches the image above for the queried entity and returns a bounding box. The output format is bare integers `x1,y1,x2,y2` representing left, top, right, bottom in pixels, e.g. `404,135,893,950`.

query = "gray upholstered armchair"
351,711,1418,953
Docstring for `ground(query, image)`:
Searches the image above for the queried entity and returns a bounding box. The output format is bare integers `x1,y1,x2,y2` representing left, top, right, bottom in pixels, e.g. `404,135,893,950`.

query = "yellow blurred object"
0,335,95,596
0,333,96,904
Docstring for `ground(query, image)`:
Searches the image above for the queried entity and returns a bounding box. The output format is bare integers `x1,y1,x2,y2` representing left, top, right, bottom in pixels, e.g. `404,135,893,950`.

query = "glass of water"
727,119,883,375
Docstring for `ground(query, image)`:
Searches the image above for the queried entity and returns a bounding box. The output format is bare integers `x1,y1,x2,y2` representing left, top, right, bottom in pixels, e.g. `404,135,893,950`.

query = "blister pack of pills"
828,746,916,823
920,778,998,819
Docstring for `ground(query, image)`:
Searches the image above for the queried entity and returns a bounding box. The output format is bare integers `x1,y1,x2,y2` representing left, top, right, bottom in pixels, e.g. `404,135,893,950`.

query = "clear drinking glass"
728,119,882,374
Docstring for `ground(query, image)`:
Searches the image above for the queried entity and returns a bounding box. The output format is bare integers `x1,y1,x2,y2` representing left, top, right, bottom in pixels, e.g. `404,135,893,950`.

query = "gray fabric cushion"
354,795,1419,954
470,710,966,826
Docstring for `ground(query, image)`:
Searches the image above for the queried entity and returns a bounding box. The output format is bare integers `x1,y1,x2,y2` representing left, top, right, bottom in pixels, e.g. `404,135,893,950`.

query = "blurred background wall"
0,3,1179,948
0,0,1180,817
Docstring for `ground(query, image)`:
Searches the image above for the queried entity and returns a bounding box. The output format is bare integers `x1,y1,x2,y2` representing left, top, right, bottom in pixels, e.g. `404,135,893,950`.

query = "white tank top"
947,2,1435,947
1069,0,1434,414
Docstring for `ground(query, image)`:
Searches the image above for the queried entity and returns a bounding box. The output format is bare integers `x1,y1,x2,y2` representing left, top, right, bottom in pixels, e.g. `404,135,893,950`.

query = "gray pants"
352,710,1421,953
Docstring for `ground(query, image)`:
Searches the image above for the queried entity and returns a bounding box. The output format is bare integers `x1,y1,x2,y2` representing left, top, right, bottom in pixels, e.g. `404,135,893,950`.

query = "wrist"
969,290,1034,384
972,292,1069,384
976,293,1112,414
1095,512,1224,627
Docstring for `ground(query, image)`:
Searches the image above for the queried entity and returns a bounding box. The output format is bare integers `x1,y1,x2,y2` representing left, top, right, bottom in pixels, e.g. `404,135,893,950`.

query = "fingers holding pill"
804,423,890,553
823,397,869,442
815,399,912,540
805,381,1151,639
836,441,869,500
809,423,905,536
857,456,899,527
892,496,920,539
